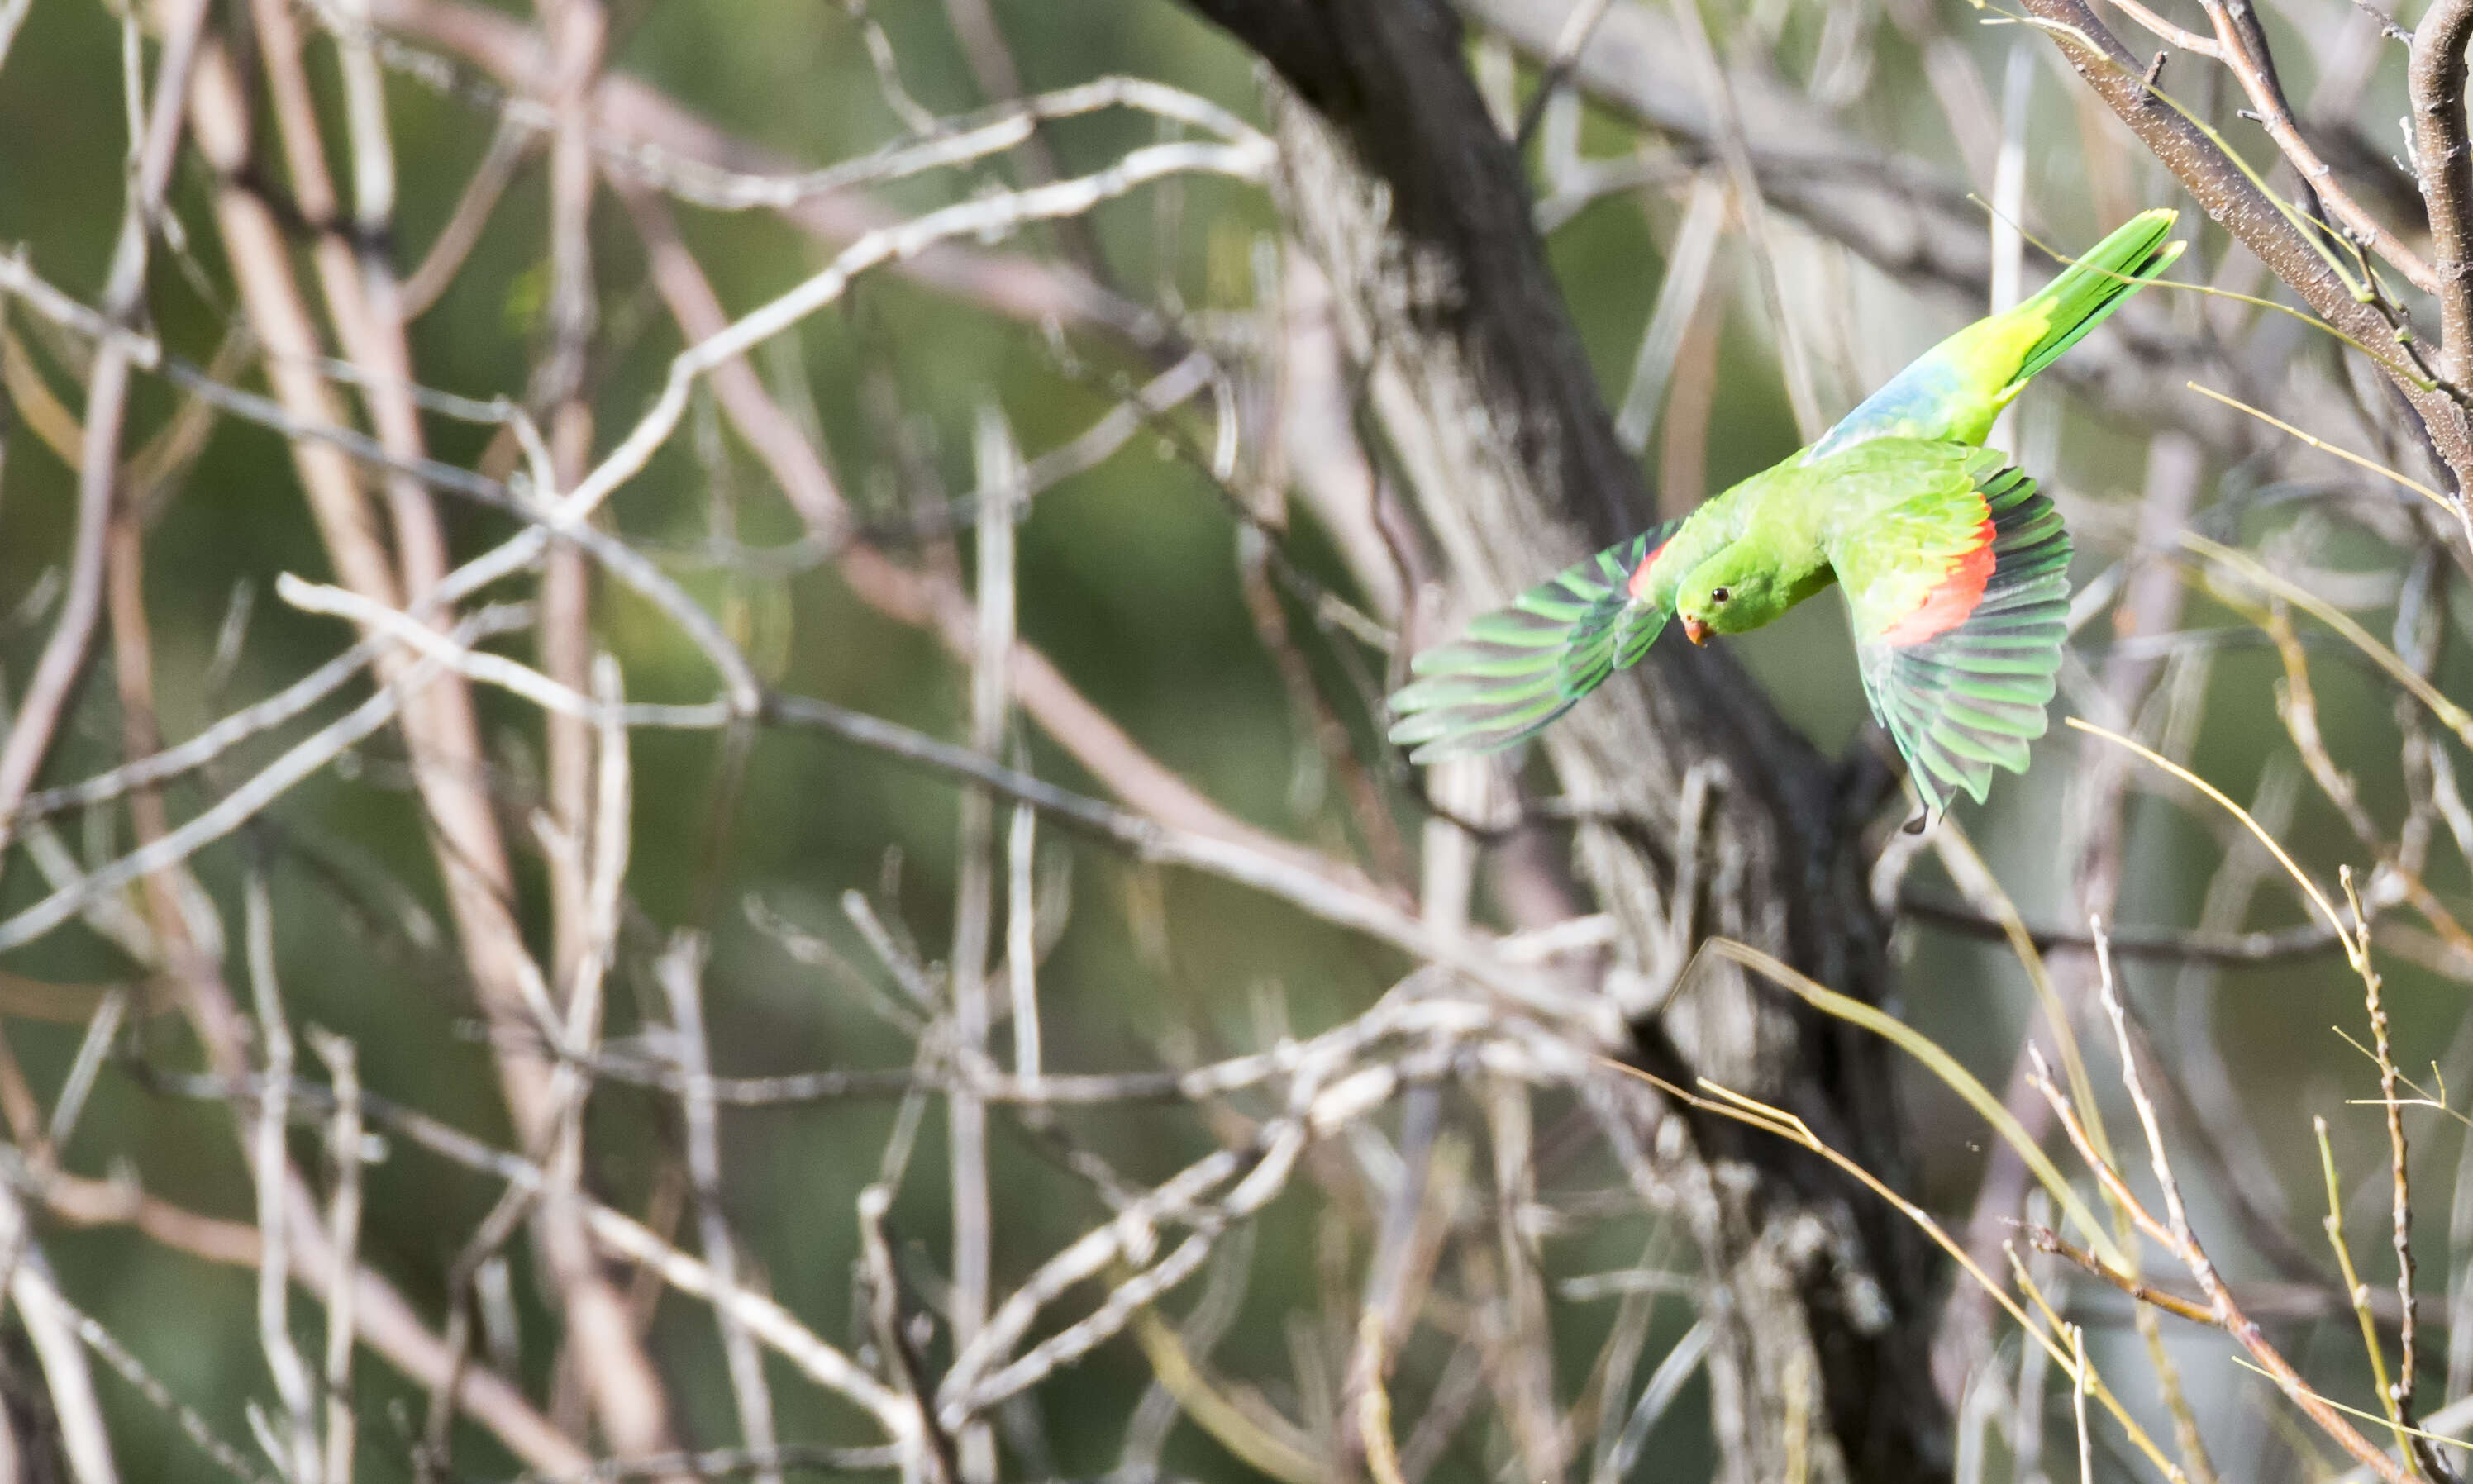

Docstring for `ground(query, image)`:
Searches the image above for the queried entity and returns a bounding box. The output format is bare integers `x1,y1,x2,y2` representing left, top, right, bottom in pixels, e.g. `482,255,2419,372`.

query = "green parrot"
1387,208,2184,825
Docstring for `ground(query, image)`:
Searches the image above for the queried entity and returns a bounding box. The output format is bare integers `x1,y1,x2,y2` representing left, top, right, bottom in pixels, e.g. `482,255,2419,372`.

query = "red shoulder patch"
1626,538,1672,602
1880,516,1997,646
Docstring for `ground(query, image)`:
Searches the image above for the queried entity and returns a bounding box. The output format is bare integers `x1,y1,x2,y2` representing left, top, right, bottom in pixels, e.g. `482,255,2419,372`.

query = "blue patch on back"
1807,357,1962,460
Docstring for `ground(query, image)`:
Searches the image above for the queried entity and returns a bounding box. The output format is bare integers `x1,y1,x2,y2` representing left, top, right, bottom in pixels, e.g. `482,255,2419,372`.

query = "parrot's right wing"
1830,447,2072,821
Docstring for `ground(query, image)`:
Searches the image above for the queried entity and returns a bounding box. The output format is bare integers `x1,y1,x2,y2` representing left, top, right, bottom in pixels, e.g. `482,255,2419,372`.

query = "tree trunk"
1182,2,1951,1478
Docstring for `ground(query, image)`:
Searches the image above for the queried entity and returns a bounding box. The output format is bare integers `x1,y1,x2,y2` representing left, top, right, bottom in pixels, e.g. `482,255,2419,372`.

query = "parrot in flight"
1386,208,2184,825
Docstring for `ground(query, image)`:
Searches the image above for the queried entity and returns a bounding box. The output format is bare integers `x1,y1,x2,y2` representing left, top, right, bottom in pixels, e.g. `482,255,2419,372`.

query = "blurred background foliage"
0,0,2466,1480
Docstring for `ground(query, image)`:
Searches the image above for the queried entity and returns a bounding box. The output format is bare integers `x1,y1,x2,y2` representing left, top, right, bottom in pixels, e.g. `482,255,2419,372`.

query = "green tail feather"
2003,207,2185,396
1387,522,1680,762
1809,212,2183,455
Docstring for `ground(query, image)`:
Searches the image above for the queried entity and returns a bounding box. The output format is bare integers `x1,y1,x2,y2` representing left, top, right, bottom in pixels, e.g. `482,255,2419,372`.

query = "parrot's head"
1674,545,1793,644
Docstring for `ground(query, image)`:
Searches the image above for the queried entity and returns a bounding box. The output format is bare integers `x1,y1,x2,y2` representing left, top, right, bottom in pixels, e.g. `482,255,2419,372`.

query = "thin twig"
858,1185,953,1484
0,666,425,953
1661,0,1825,440
306,1029,363,1484
2041,925,2418,1483
0,0,31,80
398,114,534,317
0,1181,118,1484
1355,1311,1408,1484
1511,0,1614,152
2024,1224,2216,1325
17,602,531,825
655,934,784,1484
504,1444,908,1484
2071,1325,2094,1484
36,1250,269,1484
244,873,321,1484
555,138,1272,521
1004,798,1040,1087
940,400,1019,1483
2342,867,2446,1481
0,0,212,876
2323,1115,2415,1463
1614,171,1727,455
2196,0,2436,292
1900,892,2342,963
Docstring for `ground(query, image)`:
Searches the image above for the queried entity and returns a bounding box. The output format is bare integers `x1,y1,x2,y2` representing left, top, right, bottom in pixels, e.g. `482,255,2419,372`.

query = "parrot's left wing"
1829,447,2071,821
1386,518,1686,761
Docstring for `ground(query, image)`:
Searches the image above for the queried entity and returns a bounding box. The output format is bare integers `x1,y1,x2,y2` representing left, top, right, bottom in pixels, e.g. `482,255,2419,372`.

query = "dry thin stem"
244,874,321,1484
1702,939,2118,1259
941,400,1019,1484
1616,1064,2184,1479
22,5,2470,1479
396,113,532,317
2067,716,2350,940
1661,0,1825,440
308,1075,908,1430
41,1250,256,1482
2023,931,2416,1484
2194,0,2437,293
655,935,782,1484
2025,1224,2215,1325
1356,1310,1408,1484
0,0,30,78
1004,801,1041,1087
2342,868,2442,1479
2323,1114,2415,1463
183,33,695,1474
0,666,430,952
2185,382,2452,511
0,1180,118,1484
2189,534,2473,756
1615,172,1727,455
2071,1325,2094,1484
307,1030,364,1484
1124,1291,1319,1484
34,1168,593,1477
2096,0,2220,60
555,138,1271,521
0,0,212,878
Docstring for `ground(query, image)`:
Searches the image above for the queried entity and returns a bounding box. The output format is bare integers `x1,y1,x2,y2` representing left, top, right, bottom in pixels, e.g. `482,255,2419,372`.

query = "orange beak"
1680,613,1708,646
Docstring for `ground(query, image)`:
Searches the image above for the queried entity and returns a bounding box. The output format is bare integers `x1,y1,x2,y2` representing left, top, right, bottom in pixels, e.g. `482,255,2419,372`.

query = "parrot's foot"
1899,808,1942,836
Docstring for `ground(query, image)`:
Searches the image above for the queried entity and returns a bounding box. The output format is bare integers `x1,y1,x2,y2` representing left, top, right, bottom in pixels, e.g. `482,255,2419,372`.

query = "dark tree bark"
0,1325,71,1484
1180,2,1950,1479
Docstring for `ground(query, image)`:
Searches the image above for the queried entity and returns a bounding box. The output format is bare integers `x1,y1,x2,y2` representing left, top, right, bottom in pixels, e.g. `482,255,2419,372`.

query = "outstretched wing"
1386,520,1685,762
1832,449,2070,820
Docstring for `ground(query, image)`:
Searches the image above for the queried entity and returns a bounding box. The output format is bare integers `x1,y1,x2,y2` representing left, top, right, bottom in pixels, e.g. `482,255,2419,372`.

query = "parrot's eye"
1709,587,1732,603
